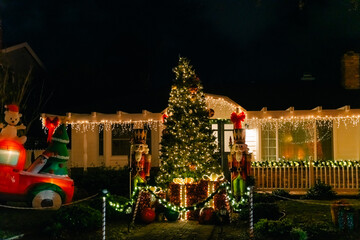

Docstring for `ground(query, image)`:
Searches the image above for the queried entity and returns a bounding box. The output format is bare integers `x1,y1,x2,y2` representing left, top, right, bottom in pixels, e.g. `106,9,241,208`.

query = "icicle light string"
40,117,161,133
246,116,360,129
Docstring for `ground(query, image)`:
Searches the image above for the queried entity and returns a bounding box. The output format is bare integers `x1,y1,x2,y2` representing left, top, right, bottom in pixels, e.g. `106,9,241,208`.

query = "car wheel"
32,190,62,210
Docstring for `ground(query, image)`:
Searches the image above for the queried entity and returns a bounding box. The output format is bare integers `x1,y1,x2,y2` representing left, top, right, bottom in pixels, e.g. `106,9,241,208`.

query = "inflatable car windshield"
0,139,74,209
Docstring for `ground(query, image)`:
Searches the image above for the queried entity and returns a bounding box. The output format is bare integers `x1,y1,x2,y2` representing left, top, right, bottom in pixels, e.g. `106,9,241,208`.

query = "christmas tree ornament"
141,208,156,223
198,207,215,224
164,208,180,221
188,84,198,94
208,108,215,118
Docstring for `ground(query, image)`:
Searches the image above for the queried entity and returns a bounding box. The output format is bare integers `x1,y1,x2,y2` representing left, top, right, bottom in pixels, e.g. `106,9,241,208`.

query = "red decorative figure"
228,108,252,198
131,129,151,190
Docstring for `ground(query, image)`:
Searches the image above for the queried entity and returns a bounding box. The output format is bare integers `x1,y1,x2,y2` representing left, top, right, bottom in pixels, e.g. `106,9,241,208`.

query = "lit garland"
246,115,360,129
252,159,360,168
107,182,249,215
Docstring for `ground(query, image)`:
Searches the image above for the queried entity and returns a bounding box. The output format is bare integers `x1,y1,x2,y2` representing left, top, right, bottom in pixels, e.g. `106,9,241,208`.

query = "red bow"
162,113,168,123
230,111,245,129
45,117,60,142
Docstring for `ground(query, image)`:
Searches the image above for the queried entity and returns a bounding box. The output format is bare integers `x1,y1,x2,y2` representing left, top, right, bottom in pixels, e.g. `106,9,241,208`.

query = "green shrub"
290,227,308,240
303,180,337,200
272,189,292,200
299,220,338,240
254,218,293,240
54,203,102,230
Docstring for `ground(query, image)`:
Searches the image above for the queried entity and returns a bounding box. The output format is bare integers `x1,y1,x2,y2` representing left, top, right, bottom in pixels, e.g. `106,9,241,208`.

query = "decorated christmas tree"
156,57,222,188
40,124,70,176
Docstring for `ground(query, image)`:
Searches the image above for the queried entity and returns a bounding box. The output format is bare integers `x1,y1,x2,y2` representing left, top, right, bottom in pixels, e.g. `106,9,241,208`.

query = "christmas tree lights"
156,57,222,188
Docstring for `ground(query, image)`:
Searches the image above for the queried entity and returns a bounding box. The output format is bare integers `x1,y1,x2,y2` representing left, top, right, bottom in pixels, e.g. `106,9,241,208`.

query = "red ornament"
141,208,156,223
230,111,245,129
198,207,215,224
45,117,60,142
189,86,198,94
208,108,215,117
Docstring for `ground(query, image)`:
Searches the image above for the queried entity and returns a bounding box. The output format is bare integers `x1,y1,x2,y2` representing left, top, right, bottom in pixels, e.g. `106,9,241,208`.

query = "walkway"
126,220,248,240
127,221,215,240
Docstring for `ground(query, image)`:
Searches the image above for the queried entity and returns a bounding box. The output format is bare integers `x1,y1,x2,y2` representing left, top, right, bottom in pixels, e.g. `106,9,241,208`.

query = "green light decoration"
107,182,249,215
252,159,360,168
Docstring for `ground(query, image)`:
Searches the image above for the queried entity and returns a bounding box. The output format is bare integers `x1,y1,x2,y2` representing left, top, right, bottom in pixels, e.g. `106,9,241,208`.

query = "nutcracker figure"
130,129,151,190
228,108,252,198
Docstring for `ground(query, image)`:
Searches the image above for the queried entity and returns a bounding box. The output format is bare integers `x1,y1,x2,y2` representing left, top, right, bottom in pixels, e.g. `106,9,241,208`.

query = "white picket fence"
253,166,360,195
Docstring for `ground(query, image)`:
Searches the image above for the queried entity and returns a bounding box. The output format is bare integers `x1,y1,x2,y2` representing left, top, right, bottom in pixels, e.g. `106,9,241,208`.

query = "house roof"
0,42,45,73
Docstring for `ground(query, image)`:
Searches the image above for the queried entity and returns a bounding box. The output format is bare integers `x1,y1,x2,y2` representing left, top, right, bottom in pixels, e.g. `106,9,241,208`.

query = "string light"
252,159,360,168
107,183,249,215
246,115,360,129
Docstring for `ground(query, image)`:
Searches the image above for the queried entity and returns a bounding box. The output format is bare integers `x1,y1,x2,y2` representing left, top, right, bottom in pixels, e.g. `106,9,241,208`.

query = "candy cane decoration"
249,186,254,239
102,189,108,240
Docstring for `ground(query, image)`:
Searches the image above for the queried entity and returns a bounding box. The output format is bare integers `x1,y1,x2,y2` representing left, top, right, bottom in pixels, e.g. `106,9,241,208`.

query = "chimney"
342,51,360,89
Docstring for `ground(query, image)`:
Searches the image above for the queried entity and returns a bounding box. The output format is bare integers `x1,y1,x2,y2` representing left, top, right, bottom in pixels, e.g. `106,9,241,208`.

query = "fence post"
102,189,108,240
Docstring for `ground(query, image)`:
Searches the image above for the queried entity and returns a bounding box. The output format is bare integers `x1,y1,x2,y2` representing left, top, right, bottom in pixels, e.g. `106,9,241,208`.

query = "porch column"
83,131,88,172
310,121,317,187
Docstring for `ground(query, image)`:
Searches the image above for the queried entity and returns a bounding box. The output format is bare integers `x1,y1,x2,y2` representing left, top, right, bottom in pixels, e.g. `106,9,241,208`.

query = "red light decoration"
45,117,60,142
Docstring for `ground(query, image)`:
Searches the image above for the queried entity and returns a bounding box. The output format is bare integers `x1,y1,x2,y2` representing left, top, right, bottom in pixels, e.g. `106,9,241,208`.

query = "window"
316,120,333,160
261,123,276,161
278,122,314,161
112,128,132,156
246,128,257,160
111,126,152,156
211,123,219,151
224,124,233,152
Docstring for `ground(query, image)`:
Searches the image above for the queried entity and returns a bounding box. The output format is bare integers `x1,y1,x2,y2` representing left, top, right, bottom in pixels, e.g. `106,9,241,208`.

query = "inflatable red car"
0,139,74,209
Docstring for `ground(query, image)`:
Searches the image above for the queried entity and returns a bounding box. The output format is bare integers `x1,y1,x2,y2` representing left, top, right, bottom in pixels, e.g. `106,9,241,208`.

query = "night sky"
1,0,360,114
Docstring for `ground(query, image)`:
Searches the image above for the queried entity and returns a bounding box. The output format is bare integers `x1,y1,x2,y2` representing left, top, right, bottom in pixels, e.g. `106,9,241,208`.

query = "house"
41,94,360,170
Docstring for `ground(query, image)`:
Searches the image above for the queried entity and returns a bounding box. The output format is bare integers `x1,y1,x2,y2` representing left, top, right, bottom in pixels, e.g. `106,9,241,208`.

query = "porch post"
83,131,88,172
310,121,317,187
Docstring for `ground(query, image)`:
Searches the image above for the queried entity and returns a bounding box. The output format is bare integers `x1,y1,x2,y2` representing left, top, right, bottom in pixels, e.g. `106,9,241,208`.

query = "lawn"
2,196,360,239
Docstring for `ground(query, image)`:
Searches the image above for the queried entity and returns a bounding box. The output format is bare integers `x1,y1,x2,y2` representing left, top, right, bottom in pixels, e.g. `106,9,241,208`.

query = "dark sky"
1,0,360,114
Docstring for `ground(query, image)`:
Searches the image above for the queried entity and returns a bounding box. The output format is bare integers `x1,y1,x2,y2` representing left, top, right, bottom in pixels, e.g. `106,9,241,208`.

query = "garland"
107,182,249,215
252,159,360,168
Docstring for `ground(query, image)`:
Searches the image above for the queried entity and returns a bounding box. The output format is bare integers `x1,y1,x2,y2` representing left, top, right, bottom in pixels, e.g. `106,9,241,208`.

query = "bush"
303,180,337,200
239,202,281,222
299,220,338,240
54,203,102,230
272,189,292,200
254,218,293,240
291,227,308,240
